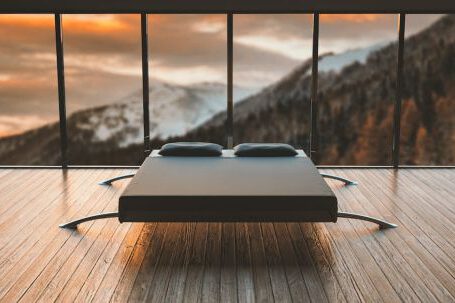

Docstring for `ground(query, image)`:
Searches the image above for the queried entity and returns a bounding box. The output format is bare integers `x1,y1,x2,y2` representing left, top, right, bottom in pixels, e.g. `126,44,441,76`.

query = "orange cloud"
321,14,383,23
63,15,130,33
0,13,384,35
148,14,171,24
0,15,54,29
0,14,134,34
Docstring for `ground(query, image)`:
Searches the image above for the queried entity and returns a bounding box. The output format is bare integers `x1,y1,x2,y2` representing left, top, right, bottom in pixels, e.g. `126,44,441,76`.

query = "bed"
59,150,397,229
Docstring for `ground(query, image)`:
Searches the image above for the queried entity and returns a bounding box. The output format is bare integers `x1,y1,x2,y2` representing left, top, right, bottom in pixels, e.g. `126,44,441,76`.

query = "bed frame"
60,150,397,229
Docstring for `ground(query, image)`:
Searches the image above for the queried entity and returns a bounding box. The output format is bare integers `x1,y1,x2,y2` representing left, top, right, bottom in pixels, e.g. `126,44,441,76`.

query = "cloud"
321,14,383,23
235,35,312,60
192,16,226,33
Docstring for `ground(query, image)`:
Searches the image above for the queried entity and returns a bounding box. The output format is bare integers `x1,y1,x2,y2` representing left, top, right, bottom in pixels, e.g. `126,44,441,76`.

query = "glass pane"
0,15,58,165
401,14,454,165
64,14,143,165
232,14,313,148
317,14,397,165
148,14,227,147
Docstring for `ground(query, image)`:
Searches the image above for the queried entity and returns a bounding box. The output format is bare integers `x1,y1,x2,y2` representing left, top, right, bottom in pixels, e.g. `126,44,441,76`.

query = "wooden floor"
0,169,454,302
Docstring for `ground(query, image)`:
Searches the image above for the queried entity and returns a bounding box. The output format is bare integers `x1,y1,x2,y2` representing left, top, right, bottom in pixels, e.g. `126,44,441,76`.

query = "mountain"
76,81,253,148
0,81,253,165
174,14,455,165
318,42,388,73
0,15,454,165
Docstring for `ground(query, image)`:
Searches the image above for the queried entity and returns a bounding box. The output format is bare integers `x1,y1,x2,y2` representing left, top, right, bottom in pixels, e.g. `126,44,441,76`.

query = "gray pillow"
159,142,223,156
234,143,298,157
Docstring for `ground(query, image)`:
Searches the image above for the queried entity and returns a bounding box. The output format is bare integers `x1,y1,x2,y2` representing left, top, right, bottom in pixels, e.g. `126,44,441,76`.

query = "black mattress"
119,150,338,222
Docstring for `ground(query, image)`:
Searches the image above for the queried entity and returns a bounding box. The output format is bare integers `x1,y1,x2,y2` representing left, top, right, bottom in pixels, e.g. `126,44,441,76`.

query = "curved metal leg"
59,212,119,229
98,174,135,185
320,173,358,185
338,211,397,229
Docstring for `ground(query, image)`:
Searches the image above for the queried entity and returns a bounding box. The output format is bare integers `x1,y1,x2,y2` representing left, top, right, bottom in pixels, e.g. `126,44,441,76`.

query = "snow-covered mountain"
76,81,254,148
0,79,255,164
318,42,389,73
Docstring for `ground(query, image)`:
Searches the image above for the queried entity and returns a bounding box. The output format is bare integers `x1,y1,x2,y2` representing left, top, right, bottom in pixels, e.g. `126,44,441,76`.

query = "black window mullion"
54,13,68,168
393,13,406,168
309,13,319,161
141,13,151,156
226,13,234,148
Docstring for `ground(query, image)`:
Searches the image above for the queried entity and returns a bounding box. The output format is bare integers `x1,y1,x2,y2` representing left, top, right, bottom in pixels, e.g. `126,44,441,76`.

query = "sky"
0,13,444,137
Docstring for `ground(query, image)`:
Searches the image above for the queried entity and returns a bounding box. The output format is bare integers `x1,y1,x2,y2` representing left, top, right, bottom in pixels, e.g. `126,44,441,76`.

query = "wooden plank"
390,170,455,229
375,170,455,252
0,170,107,300
317,218,399,302
201,223,222,303
0,170,91,252
272,223,313,303
165,223,197,302
259,223,292,302
0,170,44,205
182,223,209,303
0,168,19,206
0,169,14,183
235,223,254,303
293,223,347,302
364,170,455,267
402,170,455,221
342,170,455,302
54,222,135,302
107,223,157,303
72,223,144,303
2,170,129,301
336,175,436,302
36,210,123,303
0,169,453,302
145,224,194,302
220,223,237,303
340,169,455,299
0,169,98,251
0,169,50,217
126,222,170,302
16,181,121,302
246,223,274,302
0,170,60,240
287,223,363,302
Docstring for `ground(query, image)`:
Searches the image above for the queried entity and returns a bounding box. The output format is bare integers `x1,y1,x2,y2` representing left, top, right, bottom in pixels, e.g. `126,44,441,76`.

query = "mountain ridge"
172,14,455,165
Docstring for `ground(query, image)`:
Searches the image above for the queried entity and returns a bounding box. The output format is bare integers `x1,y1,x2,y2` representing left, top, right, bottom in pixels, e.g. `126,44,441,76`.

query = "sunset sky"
0,14,443,136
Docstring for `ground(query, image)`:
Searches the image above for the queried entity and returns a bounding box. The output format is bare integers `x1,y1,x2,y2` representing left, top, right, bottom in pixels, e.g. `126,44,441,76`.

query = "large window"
316,14,397,165
147,15,227,148
401,14,453,165
232,14,313,148
63,15,143,165
0,13,452,166
0,15,58,165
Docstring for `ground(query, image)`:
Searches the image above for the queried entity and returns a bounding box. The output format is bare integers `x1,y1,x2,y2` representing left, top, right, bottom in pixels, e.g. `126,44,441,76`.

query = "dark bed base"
59,211,397,229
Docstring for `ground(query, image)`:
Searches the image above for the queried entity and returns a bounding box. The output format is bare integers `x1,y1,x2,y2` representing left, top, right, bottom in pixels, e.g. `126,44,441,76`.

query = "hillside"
175,14,455,165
